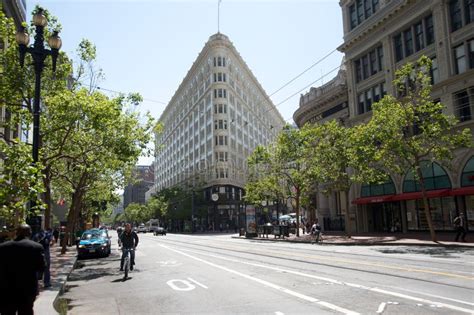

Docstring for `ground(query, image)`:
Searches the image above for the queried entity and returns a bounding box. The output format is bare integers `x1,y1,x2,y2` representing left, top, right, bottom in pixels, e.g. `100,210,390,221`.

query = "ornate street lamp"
16,8,62,221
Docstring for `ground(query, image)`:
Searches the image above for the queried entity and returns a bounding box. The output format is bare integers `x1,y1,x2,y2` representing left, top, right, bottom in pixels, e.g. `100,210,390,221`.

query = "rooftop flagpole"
218,0,222,33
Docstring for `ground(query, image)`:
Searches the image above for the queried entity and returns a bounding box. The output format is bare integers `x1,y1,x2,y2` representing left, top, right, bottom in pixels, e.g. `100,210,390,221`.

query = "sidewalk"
34,245,77,315
233,231,474,247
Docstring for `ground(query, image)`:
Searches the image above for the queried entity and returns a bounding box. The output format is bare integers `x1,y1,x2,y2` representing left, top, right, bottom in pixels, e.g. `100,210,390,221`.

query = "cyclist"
119,223,139,271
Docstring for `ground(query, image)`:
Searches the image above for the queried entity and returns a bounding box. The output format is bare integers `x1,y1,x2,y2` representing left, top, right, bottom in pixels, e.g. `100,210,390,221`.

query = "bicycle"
121,248,134,280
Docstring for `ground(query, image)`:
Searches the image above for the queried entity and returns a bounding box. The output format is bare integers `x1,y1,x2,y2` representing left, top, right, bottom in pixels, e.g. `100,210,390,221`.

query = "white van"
146,219,160,233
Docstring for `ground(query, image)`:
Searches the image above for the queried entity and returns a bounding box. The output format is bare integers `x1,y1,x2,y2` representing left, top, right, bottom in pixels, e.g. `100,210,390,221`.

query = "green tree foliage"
364,56,472,241
0,140,44,227
246,126,311,236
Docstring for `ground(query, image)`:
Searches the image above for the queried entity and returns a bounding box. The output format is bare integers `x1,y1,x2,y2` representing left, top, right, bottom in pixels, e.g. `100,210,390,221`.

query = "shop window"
403,161,452,192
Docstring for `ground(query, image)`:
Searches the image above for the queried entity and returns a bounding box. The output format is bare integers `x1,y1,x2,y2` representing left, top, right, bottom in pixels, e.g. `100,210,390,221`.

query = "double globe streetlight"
15,9,62,220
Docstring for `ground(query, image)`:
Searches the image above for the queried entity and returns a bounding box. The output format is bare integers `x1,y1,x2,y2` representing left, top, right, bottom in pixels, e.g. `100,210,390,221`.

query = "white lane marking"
370,288,471,313
173,246,474,314
275,312,284,315
376,302,386,314
166,279,195,291
160,244,359,315
395,287,474,306
187,277,208,289
156,260,182,267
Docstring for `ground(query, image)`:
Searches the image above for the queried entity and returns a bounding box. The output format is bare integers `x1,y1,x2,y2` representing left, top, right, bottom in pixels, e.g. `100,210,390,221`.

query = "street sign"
211,193,219,202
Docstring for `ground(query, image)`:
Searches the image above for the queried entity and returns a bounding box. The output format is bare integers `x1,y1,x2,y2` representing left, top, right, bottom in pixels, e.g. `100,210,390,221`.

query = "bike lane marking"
187,277,208,289
170,245,474,314
160,244,359,315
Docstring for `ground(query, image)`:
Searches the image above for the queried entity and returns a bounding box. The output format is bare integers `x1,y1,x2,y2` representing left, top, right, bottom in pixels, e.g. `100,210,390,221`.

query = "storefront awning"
450,186,474,196
352,195,395,205
391,189,451,201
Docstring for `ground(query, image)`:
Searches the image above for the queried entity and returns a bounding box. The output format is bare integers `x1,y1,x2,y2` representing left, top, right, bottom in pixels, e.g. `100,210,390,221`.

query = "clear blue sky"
26,0,344,164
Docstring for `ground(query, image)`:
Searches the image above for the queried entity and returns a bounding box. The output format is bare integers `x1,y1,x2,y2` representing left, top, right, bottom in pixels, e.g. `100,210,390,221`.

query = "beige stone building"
154,33,285,230
294,0,474,233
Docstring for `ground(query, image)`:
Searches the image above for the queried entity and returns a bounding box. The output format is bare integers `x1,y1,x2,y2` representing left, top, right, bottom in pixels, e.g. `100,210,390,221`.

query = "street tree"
47,89,153,252
303,121,366,236
246,145,288,221
246,126,311,236
365,56,472,241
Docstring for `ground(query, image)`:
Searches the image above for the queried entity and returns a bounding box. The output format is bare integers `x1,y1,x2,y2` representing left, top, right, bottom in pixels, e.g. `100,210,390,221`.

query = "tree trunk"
42,168,52,230
295,187,300,237
345,190,352,238
415,163,437,242
61,189,83,254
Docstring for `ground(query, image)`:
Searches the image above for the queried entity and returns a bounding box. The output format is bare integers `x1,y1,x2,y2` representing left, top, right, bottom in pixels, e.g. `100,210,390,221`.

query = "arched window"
461,156,474,187
403,161,451,192
361,177,396,197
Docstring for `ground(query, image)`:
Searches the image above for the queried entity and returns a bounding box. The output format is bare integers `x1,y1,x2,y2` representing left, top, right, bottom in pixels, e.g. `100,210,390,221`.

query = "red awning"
391,189,451,201
450,186,474,196
352,195,395,205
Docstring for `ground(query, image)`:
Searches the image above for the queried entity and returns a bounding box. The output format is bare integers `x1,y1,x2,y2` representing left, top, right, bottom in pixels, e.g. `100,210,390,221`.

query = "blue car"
77,228,111,259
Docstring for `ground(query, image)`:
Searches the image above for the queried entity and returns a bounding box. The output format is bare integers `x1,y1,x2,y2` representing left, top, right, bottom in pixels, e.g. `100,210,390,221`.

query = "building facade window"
454,44,467,74
357,82,386,114
354,45,383,83
361,178,396,197
450,0,474,31
403,161,451,192
454,88,472,122
461,156,474,186
404,28,414,57
393,15,434,62
349,0,380,30
214,89,227,99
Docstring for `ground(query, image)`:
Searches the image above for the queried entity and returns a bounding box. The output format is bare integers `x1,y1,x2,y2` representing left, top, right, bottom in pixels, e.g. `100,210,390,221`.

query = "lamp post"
16,9,62,226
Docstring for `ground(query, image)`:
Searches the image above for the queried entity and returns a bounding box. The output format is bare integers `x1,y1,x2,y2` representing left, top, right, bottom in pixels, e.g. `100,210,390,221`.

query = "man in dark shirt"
33,228,53,287
0,224,45,315
119,223,139,271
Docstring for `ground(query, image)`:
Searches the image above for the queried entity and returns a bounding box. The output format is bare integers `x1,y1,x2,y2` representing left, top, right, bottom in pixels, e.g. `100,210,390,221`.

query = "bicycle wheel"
124,257,129,279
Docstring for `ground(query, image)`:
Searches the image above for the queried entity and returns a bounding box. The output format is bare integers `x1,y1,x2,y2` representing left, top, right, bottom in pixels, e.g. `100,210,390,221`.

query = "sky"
25,0,344,165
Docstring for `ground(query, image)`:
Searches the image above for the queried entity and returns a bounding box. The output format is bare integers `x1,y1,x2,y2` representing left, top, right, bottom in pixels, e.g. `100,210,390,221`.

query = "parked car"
77,228,111,259
137,223,147,233
153,227,167,236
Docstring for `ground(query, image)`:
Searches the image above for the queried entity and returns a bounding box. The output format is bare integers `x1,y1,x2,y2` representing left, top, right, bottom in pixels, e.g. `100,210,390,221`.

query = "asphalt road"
60,233,474,315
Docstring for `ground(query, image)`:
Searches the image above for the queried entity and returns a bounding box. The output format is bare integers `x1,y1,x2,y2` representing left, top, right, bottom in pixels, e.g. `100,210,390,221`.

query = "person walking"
33,228,53,288
0,224,45,315
310,219,322,244
52,228,59,245
453,212,467,242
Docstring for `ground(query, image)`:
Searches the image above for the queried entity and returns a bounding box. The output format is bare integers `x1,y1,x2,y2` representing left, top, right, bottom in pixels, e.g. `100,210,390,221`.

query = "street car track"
147,235,474,290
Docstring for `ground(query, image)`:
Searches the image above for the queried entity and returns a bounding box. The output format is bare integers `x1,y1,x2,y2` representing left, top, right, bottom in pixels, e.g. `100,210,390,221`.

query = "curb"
231,236,474,248
52,250,78,315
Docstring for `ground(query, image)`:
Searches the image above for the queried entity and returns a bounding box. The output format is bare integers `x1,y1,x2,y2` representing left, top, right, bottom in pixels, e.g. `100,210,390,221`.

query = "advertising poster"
246,205,256,234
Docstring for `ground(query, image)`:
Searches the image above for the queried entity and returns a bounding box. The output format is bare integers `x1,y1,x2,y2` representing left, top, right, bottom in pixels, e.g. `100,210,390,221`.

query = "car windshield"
81,232,103,240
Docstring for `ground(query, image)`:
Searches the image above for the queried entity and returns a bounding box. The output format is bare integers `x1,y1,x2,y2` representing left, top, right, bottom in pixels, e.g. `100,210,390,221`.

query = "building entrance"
367,202,401,233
